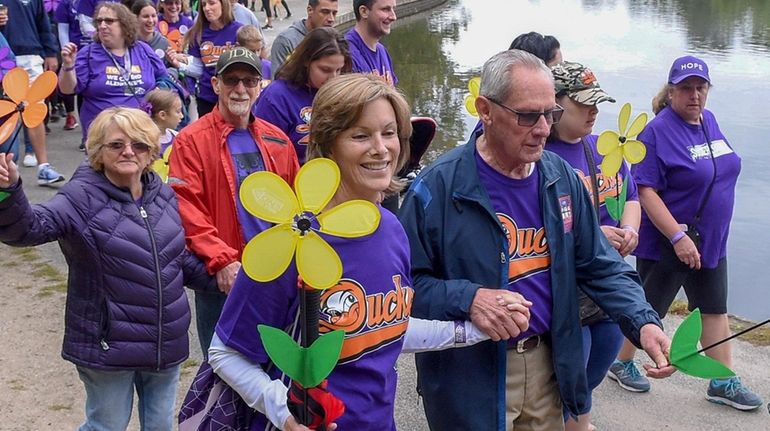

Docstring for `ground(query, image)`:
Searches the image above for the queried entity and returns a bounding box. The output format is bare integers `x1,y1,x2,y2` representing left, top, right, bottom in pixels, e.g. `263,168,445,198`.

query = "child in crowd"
145,88,184,154
236,24,272,82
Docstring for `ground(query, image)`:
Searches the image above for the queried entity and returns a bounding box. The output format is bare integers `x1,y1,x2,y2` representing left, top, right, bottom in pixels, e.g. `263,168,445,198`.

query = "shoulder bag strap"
692,116,718,228
581,138,602,217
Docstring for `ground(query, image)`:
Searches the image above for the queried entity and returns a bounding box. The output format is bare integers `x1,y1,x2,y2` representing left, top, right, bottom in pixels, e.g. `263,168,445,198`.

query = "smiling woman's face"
330,97,400,203
99,124,152,188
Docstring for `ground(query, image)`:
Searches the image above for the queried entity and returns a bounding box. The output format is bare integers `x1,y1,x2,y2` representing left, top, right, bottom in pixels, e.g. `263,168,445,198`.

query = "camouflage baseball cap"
551,61,615,105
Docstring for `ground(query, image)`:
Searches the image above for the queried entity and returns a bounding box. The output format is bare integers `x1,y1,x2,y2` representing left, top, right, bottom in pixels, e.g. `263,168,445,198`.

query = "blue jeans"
582,320,624,409
194,290,227,358
76,365,181,431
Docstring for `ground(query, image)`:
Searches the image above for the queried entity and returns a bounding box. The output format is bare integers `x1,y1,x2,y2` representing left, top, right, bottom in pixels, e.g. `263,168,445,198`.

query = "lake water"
387,0,770,321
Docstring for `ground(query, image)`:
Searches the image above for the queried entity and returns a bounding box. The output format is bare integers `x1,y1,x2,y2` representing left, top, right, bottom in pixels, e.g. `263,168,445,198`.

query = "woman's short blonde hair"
93,2,139,46
87,107,161,173
307,74,412,197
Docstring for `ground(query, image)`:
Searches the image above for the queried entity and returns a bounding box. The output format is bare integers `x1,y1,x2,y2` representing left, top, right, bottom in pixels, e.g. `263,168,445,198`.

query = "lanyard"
103,44,135,87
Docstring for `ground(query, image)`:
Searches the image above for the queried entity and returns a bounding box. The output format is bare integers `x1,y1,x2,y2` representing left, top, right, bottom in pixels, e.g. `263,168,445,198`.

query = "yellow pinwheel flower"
152,145,173,182
596,102,648,177
463,77,481,117
239,158,381,290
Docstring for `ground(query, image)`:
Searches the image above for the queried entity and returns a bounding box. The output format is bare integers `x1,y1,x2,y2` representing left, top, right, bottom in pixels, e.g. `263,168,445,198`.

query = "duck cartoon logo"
295,106,312,146
319,275,412,363
574,169,623,206
498,213,551,282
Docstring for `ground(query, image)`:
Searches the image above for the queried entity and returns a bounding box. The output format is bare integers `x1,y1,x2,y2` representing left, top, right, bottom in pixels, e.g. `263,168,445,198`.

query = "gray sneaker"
707,377,763,411
607,359,650,392
37,164,65,186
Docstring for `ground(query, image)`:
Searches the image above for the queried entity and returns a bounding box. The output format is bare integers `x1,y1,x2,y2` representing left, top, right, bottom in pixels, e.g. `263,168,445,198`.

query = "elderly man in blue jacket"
399,49,675,431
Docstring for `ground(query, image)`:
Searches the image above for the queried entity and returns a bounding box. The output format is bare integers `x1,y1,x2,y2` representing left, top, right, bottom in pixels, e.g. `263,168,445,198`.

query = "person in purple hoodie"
254,26,350,164
58,2,168,141
611,55,764,411
207,74,533,431
345,0,397,86
171,0,241,117
0,107,216,431
546,61,640,431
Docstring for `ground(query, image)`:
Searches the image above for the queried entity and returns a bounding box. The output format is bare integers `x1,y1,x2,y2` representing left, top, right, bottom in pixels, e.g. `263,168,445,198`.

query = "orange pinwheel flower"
0,67,57,146
159,21,184,53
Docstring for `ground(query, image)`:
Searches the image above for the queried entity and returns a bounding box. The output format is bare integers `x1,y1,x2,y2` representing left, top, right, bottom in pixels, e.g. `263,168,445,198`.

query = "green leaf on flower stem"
257,325,345,388
605,176,628,222
0,191,9,203
669,309,736,379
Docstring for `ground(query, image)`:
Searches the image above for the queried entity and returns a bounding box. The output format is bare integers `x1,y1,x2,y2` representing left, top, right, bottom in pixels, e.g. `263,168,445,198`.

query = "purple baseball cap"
668,55,710,84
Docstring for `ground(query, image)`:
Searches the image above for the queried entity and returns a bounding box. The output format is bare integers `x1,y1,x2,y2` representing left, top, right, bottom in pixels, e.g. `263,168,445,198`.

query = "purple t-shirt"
216,207,411,430
54,0,84,47
253,79,314,164
345,28,397,86
227,128,271,240
475,151,552,341
158,13,194,34
74,42,167,139
632,107,740,268
546,135,639,227
188,21,242,103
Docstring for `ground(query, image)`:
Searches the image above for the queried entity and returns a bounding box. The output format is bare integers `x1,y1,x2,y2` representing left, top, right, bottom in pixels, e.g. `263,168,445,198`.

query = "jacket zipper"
140,206,164,371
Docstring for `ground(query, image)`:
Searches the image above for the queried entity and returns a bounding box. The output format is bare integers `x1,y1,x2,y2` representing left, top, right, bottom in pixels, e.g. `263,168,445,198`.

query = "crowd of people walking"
0,0,764,430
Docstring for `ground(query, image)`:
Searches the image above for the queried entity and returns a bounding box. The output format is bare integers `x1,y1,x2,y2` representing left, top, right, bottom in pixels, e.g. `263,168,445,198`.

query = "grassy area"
7,246,69,298
668,299,770,347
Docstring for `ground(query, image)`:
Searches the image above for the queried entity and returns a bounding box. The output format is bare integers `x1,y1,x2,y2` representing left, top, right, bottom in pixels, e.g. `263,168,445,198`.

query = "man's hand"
600,225,625,250
617,226,639,257
639,323,676,379
0,153,19,188
283,416,337,431
469,288,532,342
215,261,242,294
44,56,58,72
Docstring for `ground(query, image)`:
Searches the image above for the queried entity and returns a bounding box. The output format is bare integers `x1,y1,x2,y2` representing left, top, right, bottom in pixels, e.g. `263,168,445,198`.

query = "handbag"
178,362,253,431
577,139,608,326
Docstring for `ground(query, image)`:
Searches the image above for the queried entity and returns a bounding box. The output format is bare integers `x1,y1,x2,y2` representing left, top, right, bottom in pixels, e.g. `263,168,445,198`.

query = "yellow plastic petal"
626,112,648,139
162,144,173,163
600,148,624,177
317,199,380,238
622,139,647,164
152,159,168,182
3,68,29,103
239,171,298,224
464,94,478,117
241,224,298,282
21,102,48,128
27,71,57,104
468,77,480,97
296,232,342,290
596,130,619,156
295,158,339,214
0,112,19,145
617,103,631,135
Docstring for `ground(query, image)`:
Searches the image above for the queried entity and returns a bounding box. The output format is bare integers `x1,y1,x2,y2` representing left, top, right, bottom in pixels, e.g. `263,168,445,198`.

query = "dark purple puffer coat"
0,164,215,371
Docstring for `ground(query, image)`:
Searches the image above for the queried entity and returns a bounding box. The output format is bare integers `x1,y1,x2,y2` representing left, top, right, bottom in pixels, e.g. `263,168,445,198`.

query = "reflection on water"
388,0,770,320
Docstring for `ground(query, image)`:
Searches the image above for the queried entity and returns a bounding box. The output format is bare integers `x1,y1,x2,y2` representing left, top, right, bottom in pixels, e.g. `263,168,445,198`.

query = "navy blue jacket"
399,134,661,430
0,0,58,57
0,164,215,370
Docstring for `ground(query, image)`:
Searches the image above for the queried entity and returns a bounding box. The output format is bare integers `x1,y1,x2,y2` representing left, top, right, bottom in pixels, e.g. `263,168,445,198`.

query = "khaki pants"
505,343,564,431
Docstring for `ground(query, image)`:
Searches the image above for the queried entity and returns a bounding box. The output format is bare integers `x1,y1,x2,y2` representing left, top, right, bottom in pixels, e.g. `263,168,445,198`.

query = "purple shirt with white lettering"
475,150,552,341
345,28,397,86
74,42,167,139
546,134,638,227
159,13,194,33
227,128,271,240
216,207,412,431
632,107,740,268
188,21,242,103
253,79,314,164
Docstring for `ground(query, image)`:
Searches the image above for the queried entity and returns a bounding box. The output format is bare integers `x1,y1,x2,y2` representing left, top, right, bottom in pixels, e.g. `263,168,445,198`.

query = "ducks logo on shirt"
498,213,551,282
318,275,412,363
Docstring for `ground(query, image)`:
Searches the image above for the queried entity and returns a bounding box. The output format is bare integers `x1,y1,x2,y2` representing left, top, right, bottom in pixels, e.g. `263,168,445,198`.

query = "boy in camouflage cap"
551,61,615,105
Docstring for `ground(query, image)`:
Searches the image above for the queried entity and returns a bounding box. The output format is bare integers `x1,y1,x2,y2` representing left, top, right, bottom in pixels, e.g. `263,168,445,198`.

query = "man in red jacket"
169,47,299,356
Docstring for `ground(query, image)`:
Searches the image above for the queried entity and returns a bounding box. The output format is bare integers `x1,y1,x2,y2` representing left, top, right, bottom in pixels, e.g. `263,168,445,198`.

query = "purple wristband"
670,230,686,245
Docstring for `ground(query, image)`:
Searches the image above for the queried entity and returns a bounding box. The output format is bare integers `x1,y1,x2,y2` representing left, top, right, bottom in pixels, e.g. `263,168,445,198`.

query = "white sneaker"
23,153,37,167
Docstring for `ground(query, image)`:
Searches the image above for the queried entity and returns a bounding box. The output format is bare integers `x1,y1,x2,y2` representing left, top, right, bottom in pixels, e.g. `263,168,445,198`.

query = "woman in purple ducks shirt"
0,107,216,431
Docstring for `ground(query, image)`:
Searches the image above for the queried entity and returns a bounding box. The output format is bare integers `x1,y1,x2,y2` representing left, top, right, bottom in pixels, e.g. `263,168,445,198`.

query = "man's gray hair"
479,49,553,103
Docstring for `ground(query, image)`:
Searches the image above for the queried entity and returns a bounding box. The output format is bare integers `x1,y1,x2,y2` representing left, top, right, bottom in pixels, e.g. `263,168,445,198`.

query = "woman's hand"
0,153,19,188
61,42,78,68
673,235,701,270
600,225,625,250
283,417,337,431
617,226,639,257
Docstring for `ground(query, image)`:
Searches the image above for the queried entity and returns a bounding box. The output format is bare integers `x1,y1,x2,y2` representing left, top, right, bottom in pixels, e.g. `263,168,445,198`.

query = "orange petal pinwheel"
159,21,184,53
596,102,647,177
0,67,57,145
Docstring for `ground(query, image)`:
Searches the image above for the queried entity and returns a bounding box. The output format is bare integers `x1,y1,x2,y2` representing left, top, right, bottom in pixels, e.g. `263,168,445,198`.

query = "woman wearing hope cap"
608,55,763,411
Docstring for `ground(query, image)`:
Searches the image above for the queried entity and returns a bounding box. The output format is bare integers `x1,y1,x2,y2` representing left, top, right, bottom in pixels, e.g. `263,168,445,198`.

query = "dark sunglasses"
219,75,262,88
487,98,564,127
95,17,119,25
105,141,151,153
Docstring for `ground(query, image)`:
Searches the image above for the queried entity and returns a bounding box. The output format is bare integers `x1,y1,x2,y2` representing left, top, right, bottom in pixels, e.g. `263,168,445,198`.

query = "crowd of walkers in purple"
0,0,764,430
